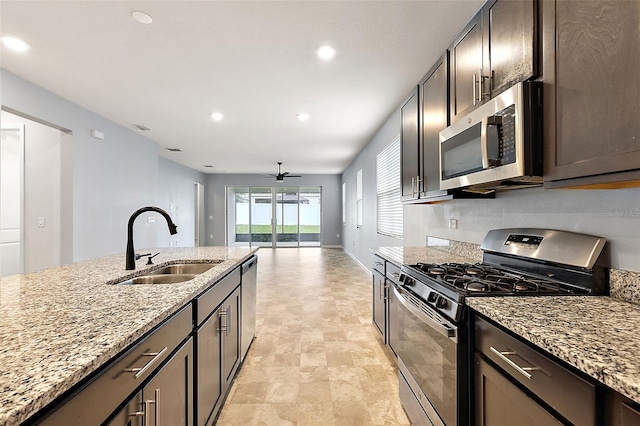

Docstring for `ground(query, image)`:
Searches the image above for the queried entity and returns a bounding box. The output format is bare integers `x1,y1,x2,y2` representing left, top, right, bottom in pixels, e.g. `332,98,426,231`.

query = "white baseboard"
343,249,371,275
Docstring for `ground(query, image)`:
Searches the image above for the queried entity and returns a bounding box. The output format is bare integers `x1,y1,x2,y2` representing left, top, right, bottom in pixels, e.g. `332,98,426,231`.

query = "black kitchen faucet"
126,206,177,270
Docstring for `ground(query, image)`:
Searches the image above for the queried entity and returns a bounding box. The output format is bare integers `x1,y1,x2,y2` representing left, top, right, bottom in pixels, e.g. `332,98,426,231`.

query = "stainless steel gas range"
394,228,609,426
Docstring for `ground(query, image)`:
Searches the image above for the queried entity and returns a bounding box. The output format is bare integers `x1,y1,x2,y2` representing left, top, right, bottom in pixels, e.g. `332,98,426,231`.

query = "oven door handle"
393,286,458,342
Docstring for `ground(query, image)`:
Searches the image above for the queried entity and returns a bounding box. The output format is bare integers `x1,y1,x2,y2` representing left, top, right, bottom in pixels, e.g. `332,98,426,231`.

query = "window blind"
376,138,402,239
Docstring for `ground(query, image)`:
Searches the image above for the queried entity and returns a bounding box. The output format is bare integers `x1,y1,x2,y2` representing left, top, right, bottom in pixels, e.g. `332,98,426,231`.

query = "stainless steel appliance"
439,81,543,193
395,228,609,426
240,255,258,361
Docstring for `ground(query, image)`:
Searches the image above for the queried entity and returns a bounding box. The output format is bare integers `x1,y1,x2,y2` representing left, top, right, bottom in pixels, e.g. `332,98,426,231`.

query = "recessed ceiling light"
316,45,336,60
203,165,215,168
1,36,30,52
210,112,224,121
297,113,310,122
166,148,182,152
132,10,153,24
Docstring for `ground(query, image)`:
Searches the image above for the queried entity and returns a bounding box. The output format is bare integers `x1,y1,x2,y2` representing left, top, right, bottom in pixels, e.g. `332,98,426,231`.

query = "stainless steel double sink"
115,261,223,285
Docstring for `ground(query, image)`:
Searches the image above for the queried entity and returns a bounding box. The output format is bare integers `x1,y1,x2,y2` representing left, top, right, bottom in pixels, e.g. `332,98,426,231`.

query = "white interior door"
1,125,25,277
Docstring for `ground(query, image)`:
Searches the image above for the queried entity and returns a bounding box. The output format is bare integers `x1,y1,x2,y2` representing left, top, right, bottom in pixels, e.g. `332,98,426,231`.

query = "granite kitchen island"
0,246,257,425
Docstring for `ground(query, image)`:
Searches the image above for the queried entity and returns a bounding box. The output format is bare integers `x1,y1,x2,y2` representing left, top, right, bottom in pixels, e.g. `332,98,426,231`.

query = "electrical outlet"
337,233,340,238
448,219,458,229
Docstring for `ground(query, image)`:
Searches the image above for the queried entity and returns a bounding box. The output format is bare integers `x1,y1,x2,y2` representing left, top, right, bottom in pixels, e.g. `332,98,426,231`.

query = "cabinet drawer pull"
219,309,228,333
226,304,232,336
490,346,539,379
124,347,168,379
154,388,160,426
473,73,478,106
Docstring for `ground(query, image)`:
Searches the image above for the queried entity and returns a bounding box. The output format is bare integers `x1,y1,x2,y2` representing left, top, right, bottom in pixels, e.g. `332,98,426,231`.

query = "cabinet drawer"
39,304,193,425
385,262,401,284
475,316,597,425
195,267,241,326
372,255,385,275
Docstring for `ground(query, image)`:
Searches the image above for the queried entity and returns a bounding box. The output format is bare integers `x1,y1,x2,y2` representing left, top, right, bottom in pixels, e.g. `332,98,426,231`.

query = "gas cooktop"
398,228,609,322
407,262,574,295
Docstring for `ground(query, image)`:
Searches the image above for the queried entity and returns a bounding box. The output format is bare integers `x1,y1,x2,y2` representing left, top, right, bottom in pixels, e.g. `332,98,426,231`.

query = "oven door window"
441,122,483,180
397,294,458,426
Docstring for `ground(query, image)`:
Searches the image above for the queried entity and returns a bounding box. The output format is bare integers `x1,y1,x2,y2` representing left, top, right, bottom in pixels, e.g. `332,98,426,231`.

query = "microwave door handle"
480,116,489,169
393,286,458,342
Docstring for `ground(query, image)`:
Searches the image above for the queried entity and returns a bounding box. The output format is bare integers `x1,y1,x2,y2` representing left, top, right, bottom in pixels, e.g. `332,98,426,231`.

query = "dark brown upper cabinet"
542,0,640,188
419,52,450,200
400,87,421,202
450,0,538,123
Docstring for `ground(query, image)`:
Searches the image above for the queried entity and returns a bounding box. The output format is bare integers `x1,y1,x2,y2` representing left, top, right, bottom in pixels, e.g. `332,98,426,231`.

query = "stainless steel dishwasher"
240,255,258,361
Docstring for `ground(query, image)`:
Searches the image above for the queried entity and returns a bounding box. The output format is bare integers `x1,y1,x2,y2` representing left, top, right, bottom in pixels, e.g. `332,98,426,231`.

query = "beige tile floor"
216,248,410,425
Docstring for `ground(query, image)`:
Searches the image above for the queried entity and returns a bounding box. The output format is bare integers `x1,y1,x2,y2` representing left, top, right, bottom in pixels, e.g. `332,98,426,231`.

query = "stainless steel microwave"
439,81,543,193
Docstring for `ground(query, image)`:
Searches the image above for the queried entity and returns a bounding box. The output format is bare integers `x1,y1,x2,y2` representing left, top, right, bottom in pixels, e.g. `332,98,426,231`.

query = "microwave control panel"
487,104,516,167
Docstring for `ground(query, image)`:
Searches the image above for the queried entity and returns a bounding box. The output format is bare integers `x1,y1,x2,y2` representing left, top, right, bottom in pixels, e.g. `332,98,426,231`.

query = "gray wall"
404,186,640,271
157,157,206,248
344,105,640,273
341,108,403,268
205,173,342,247
1,70,204,263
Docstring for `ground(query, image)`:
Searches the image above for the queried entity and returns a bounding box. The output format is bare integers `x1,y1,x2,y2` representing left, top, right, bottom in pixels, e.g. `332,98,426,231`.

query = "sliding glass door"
228,186,321,247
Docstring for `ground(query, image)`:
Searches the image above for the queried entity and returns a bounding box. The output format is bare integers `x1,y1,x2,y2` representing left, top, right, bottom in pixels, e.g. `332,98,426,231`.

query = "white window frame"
376,137,402,239
356,169,363,228
342,182,346,223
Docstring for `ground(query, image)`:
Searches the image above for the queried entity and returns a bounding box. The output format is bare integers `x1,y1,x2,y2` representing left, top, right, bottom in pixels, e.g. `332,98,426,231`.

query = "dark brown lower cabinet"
107,392,143,426
143,339,193,426
196,285,241,426
475,354,562,426
107,339,193,426
606,389,640,426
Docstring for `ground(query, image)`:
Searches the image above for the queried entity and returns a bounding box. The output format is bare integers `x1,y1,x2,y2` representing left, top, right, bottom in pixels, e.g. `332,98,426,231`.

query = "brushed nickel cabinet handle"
473,73,477,106
124,347,168,379
144,399,152,426
154,388,160,426
219,309,228,333
226,304,232,336
490,346,539,379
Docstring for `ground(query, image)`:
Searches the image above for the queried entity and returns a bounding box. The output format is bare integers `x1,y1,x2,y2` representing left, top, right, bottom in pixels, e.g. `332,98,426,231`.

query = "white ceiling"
1,0,482,175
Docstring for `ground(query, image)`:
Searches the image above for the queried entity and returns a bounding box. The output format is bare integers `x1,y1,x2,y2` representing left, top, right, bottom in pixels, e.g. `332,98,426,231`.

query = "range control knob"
427,292,439,303
436,296,448,309
404,277,414,286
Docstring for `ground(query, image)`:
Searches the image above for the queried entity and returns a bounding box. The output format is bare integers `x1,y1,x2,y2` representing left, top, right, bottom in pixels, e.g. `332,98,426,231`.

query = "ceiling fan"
263,162,301,181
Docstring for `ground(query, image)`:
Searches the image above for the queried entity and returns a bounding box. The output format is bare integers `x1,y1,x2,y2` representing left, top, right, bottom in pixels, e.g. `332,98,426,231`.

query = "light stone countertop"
373,245,640,405
0,246,257,426
468,296,640,405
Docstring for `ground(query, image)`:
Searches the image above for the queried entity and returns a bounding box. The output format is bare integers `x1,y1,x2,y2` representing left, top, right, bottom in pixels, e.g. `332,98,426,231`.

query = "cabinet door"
106,392,143,426
450,12,484,122
197,307,223,426
484,0,537,98
606,389,640,426
143,338,193,426
222,287,241,389
543,0,640,187
401,88,420,201
419,53,449,196
372,268,386,341
475,355,563,426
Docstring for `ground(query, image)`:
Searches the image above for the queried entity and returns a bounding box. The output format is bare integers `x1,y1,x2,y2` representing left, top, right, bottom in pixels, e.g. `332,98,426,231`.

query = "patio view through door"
228,186,321,247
